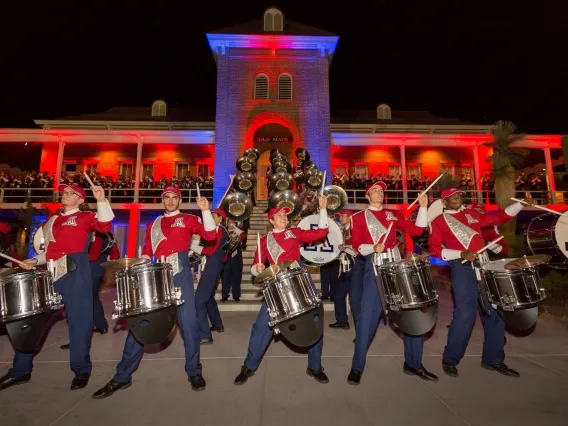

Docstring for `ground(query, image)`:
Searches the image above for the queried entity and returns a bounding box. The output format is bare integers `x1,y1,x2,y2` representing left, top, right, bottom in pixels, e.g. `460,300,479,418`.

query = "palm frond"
483,120,528,180
436,173,460,194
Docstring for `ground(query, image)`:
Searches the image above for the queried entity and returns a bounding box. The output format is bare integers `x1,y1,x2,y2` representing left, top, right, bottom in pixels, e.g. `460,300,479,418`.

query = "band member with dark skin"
348,182,433,385
221,218,246,302
92,186,216,399
191,208,228,344
234,195,330,385
428,188,526,378
472,204,509,256
0,183,114,392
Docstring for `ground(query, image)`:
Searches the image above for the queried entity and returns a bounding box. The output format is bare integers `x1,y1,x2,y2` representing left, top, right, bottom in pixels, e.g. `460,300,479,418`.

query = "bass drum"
298,215,342,266
525,212,568,270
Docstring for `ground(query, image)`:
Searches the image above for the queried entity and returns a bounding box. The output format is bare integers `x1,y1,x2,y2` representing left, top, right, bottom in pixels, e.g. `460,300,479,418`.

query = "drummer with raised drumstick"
347,181,433,385
233,194,330,386
92,186,217,399
0,183,114,393
428,188,529,378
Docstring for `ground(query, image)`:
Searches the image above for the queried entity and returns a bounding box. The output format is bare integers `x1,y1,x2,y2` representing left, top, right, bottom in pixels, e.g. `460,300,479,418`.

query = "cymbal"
101,258,149,269
254,260,293,284
504,255,552,270
392,253,430,266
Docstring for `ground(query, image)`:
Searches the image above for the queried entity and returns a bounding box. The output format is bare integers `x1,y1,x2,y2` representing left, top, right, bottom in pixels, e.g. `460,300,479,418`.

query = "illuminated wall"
39,143,59,174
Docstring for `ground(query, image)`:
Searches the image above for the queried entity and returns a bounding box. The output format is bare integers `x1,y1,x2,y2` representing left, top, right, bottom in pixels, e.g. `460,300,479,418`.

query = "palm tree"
484,120,528,235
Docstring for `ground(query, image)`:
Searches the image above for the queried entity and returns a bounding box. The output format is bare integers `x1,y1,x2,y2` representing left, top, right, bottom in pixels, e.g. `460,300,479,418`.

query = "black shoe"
234,366,254,385
92,379,132,399
328,322,350,330
210,326,224,333
94,328,108,335
442,361,458,377
306,368,329,384
0,373,31,391
481,362,520,378
234,298,240,302
70,373,90,390
221,298,228,302
200,338,213,345
347,369,362,385
189,375,206,391
403,363,439,381
60,343,70,350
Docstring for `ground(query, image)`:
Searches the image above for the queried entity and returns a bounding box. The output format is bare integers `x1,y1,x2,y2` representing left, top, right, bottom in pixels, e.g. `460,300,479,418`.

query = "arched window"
376,104,392,120
254,74,269,99
152,100,167,117
264,8,284,31
278,74,293,100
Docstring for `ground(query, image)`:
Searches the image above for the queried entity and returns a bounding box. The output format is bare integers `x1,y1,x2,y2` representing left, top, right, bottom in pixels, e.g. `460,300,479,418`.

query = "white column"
134,139,143,203
472,146,482,204
400,144,408,204
54,140,65,187
543,147,556,204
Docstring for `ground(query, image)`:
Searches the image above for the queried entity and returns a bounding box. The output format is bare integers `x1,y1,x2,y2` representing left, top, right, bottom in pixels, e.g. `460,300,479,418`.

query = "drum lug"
273,326,280,334
50,293,63,309
173,287,183,305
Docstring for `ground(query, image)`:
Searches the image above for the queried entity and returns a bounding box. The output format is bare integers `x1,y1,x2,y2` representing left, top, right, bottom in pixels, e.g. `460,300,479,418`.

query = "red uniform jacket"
143,213,216,258
252,227,329,266
350,207,424,254
428,208,514,260
88,234,120,261
41,211,112,261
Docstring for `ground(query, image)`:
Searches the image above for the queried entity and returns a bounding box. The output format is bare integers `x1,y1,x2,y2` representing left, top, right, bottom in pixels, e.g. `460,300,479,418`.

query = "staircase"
194,199,333,312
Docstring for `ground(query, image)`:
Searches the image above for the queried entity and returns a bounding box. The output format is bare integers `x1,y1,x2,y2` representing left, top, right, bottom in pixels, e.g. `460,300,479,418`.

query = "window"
354,164,368,178
64,162,77,174
119,163,133,178
278,74,293,100
176,163,189,178
407,164,422,178
84,163,97,174
456,166,474,179
151,100,167,117
141,163,154,178
388,164,401,176
264,8,284,31
376,104,392,120
254,73,269,99
197,163,210,177
440,163,455,175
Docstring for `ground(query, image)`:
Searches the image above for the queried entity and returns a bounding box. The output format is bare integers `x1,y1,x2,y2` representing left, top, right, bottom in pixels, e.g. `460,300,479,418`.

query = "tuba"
236,156,257,173
269,172,294,192
244,147,260,162
304,168,324,189
269,190,302,219
322,185,348,215
233,172,256,193
220,192,253,222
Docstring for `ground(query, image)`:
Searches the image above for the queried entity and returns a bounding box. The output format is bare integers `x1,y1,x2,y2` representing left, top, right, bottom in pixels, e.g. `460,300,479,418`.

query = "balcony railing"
0,188,565,208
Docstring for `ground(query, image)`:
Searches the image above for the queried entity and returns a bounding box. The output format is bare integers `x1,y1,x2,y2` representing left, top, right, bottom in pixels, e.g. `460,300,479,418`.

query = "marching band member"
428,188,524,378
233,195,330,385
0,183,114,392
329,209,354,329
92,186,216,398
191,208,228,344
472,204,509,256
348,182,434,385
221,218,246,302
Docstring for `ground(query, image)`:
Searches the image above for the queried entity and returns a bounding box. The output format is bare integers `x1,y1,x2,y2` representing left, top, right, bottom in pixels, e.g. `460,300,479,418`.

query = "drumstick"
461,236,504,264
196,183,201,200
380,222,394,244
510,198,563,216
83,173,96,190
320,170,326,196
0,252,30,269
257,233,262,266
407,174,444,210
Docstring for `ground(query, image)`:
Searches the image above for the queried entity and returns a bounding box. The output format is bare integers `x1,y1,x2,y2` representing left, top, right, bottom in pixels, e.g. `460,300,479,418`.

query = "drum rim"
113,301,180,318
267,301,323,327
0,306,54,323
0,270,46,282
115,262,172,276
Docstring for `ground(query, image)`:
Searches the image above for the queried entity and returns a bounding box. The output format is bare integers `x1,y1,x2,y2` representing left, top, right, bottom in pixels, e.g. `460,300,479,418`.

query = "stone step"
206,299,336,312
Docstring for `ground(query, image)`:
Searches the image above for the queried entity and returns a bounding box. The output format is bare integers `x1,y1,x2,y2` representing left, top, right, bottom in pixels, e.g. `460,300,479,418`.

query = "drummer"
428,188,525,378
92,186,217,399
233,195,330,385
0,183,114,392
348,182,434,385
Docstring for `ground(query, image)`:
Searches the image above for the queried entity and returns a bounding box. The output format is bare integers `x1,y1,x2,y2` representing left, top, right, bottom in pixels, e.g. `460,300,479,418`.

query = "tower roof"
209,18,337,37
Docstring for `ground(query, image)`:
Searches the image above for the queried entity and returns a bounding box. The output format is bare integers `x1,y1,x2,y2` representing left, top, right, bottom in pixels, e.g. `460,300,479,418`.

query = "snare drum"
113,263,183,319
260,267,322,327
298,215,342,266
480,258,546,311
0,270,61,323
378,258,438,310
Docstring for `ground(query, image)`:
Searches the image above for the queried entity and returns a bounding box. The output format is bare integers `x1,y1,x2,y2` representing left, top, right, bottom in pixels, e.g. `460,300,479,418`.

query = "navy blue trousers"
221,248,243,300
443,260,505,366
244,265,323,372
195,256,224,341
348,256,365,328
10,253,94,378
328,260,349,324
90,256,109,331
319,262,333,299
352,254,424,372
114,253,201,382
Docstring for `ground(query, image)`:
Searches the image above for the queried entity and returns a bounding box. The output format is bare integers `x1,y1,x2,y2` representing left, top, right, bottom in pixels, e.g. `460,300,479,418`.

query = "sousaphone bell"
269,172,294,191
244,147,260,162
269,190,302,219
220,192,253,222
236,156,257,173
234,172,257,193
322,185,348,215
272,160,292,174
304,168,324,189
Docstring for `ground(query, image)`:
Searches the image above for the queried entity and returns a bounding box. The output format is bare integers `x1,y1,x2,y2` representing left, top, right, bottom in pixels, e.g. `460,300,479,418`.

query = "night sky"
2,1,567,133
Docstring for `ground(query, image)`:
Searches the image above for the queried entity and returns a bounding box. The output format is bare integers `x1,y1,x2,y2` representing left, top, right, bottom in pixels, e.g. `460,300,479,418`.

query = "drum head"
427,199,444,224
5,312,50,353
389,303,438,336
481,258,518,271
554,212,568,261
298,215,342,265
501,307,539,332
127,306,178,345
277,305,324,348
